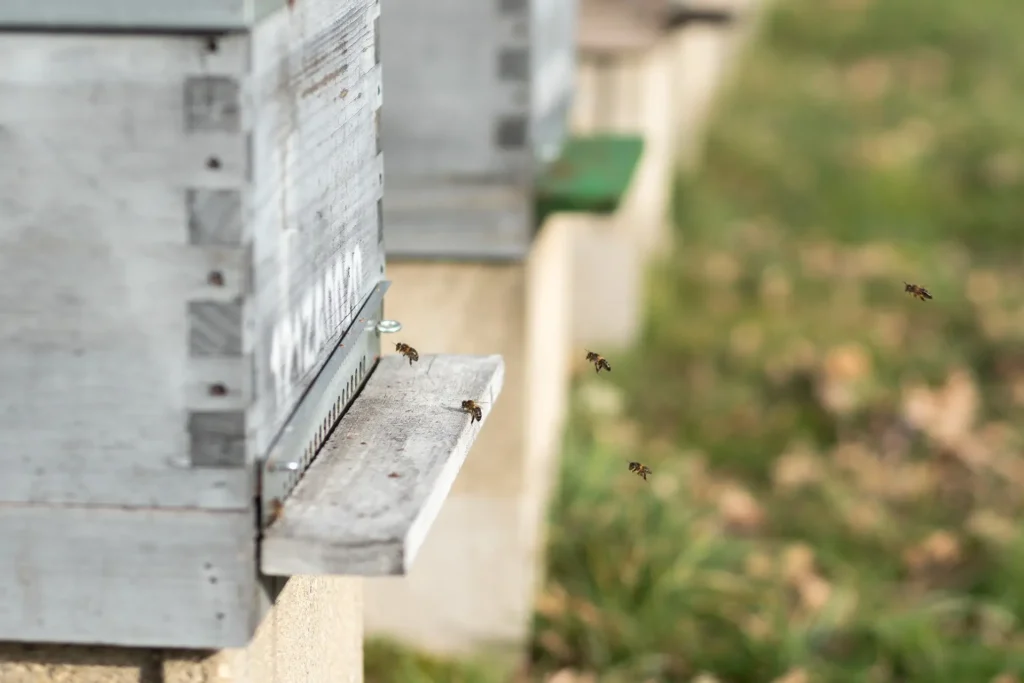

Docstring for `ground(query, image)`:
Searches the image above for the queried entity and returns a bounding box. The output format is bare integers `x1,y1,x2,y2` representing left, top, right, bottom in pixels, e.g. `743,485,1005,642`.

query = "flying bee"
628,461,652,481
395,342,420,365
585,350,611,374
903,282,933,302
461,399,484,424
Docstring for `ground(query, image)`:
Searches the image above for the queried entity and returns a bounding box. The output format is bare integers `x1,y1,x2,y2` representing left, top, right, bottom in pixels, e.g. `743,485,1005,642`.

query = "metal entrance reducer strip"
260,280,392,526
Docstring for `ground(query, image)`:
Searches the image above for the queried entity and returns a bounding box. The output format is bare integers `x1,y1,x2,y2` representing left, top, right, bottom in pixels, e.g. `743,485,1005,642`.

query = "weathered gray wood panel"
379,0,530,178
379,0,575,260
382,181,532,261
0,0,384,649
0,0,384,505
249,0,385,457
380,0,574,175
0,506,257,648
261,354,505,576
0,33,254,510
531,0,578,165
0,0,284,31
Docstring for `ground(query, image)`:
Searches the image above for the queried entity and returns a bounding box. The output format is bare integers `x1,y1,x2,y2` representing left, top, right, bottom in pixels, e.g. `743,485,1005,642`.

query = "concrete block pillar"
0,577,364,683
363,216,575,656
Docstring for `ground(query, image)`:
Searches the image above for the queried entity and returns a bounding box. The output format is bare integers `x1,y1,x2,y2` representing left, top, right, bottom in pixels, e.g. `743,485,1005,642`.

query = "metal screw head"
376,320,402,334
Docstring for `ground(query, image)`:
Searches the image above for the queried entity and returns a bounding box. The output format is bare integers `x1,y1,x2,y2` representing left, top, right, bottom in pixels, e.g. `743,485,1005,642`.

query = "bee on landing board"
395,342,419,365
267,498,284,526
903,282,933,302
628,461,652,481
585,350,611,374
461,400,484,424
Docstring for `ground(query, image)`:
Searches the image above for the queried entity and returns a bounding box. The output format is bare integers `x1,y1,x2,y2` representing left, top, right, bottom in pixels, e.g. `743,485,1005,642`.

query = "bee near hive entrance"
395,342,419,364
460,399,486,424
628,461,651,481
585,350,611,373
903,282,933,301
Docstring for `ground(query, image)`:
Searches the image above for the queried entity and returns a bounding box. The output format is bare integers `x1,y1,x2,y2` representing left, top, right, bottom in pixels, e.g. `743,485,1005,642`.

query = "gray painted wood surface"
249,0,384,457
0,0,382,504
379,0,528,179
0,0,285,30
531,0,578,165
262,354,505,576
0,32,254,509
379,0,575,260
0,506,257,648
0,0,384,649
378,0,573,176
383,180,532,261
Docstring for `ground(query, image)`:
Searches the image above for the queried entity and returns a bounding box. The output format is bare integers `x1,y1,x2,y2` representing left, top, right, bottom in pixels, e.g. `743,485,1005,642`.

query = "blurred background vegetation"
367,0,1024,679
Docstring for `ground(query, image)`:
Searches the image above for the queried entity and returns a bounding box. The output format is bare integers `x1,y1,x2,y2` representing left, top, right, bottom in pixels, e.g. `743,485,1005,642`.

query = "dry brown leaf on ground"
844,58,892,103
782,543,817,584
772,446,825,492
966,509,1019,546
772,668,811,683
796,574,834,613
547,668,596,683
717,483,766,532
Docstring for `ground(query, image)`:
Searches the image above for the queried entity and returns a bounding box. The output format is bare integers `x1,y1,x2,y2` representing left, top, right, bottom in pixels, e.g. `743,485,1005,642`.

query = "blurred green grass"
367,0,1024,680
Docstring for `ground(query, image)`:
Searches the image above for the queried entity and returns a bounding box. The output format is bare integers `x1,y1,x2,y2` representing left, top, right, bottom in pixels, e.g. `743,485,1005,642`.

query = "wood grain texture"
0,32,252,510
0,5,385,504
0,0,285,30
261,354,506,576
189,412,247,468
379,0,531,178
379,0,573,176
184,76,242,133
378,0,575,259
0,2,384,649
0,505,257,648
187,189,244,245
249,0,385,457
383,180,533,261
531,0,577,165
189,302,244,356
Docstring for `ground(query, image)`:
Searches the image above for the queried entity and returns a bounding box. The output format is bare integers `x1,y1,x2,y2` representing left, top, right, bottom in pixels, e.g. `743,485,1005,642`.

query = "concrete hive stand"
365,217,575,658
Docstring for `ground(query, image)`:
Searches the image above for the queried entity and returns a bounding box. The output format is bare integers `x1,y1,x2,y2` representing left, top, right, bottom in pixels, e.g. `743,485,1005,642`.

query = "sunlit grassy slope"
368,0,1024,680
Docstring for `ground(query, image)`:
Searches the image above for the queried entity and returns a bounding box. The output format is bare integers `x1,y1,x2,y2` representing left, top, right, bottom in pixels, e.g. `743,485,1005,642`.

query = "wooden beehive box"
0,0,385,649
379,0,578,260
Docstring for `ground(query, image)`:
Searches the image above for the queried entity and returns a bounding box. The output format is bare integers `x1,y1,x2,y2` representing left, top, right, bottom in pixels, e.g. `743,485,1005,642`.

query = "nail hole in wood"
208,383,228,396
207,271,224,286
206,157,222,170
